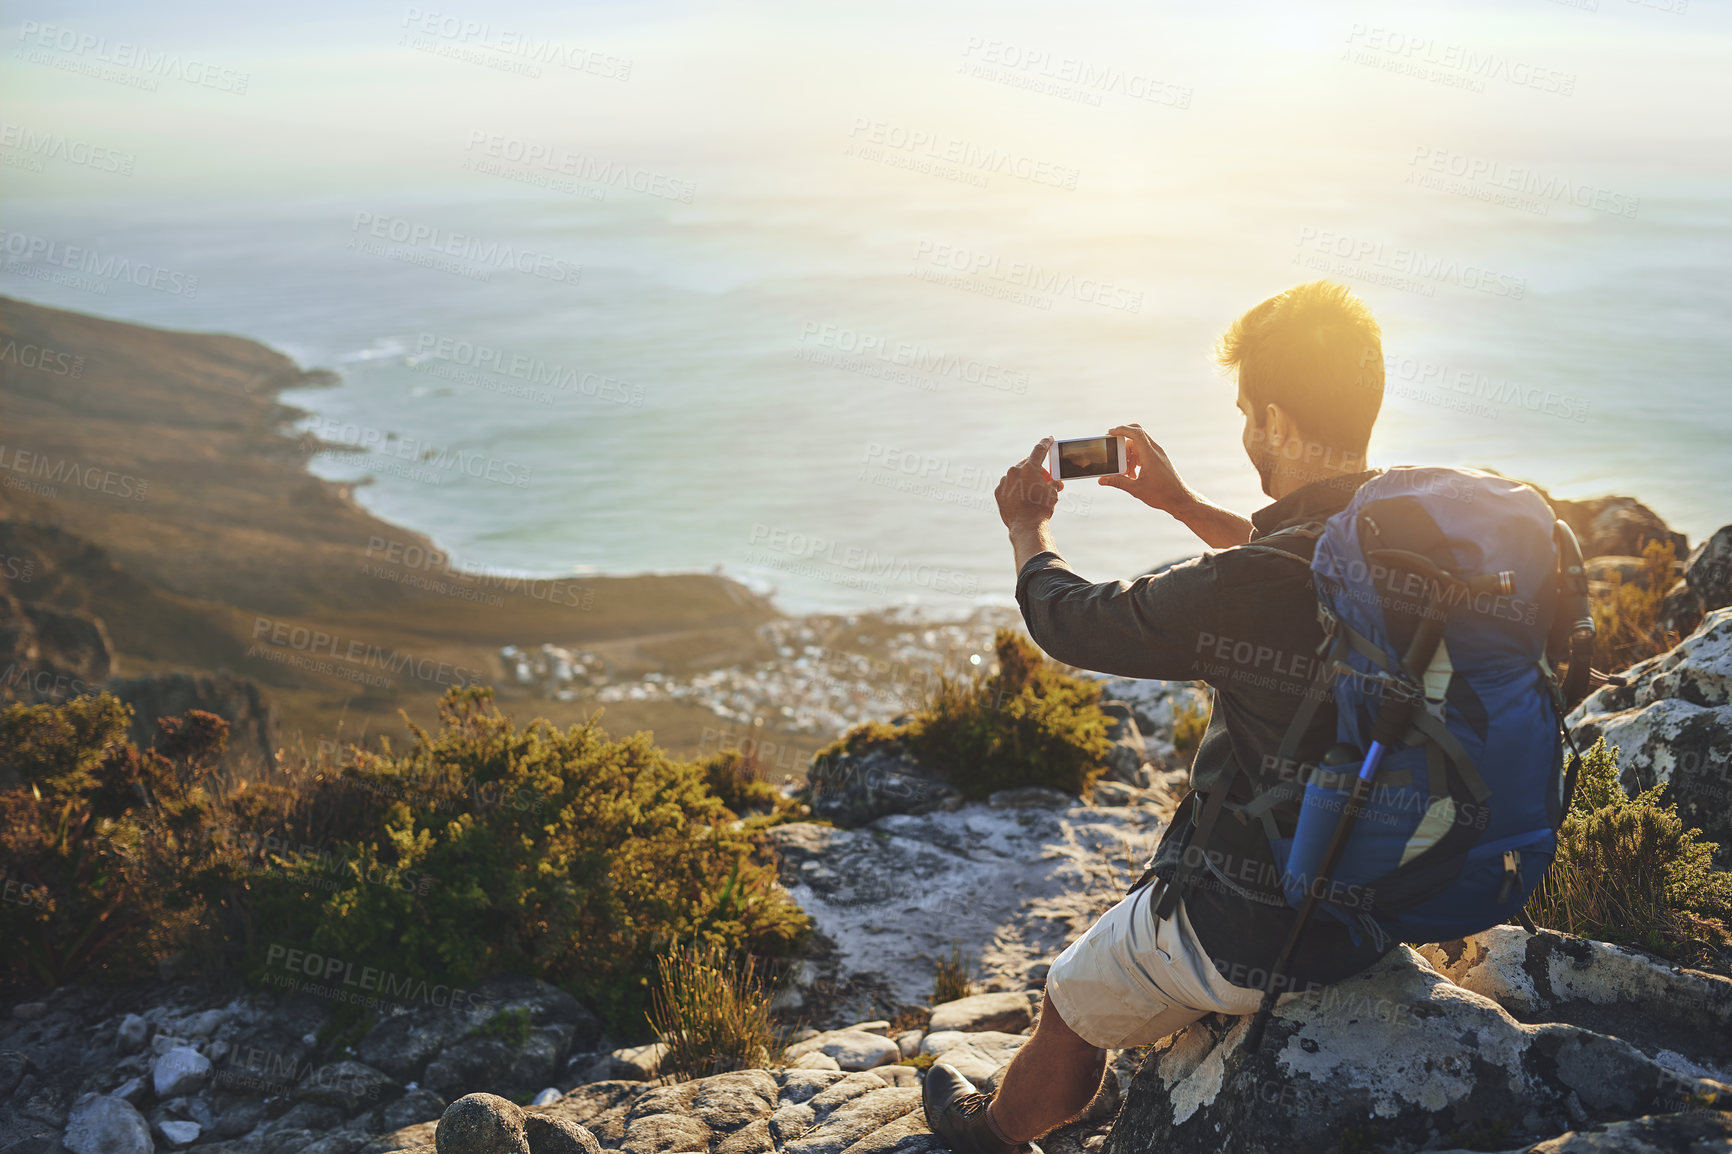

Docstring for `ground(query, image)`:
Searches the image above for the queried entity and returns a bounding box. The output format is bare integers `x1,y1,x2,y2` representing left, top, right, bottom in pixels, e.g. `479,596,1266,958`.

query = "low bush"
0,696,247,987
1526,737,1732,966
648,938,780,1080
817,629,1112,801
243,687,811,1029
0,687,813,1034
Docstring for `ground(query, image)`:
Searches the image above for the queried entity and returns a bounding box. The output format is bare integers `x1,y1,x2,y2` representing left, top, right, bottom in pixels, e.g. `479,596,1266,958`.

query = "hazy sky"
5,0,1728,206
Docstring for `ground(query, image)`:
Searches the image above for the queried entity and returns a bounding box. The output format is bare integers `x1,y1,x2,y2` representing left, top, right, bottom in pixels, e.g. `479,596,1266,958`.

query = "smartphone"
1048,434,1128,481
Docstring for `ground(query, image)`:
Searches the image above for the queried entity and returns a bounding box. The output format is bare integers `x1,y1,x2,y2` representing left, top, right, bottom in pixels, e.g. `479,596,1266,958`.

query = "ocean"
3,82,1729,617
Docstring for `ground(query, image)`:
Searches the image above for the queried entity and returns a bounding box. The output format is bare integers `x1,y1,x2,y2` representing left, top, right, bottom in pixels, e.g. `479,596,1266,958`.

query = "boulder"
1417,926,1732,1069
423,1028,571,1105
927,992,1034,1035
1541,493,1688,562
294,1059,400,1114
1686,524,1732,612
805,746,962,827
381,1087,448,1132
115,1013,149,1054
606,1042,668,1081
1660,578,1704,639
63,1095,154,1154
783,1029,900,1070
156,1118,201,1146
359,1012,464,1083
379,975,591,1100
1098,701,1150,788
918,1031,1030,1084
153,1045,212,1098
435,1092,529,1154
522,1113,600,1154
1568,607,1732,866
1102,947,1729,1154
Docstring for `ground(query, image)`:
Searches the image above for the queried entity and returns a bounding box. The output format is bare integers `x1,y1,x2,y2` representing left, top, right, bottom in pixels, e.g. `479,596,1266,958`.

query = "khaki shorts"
1046,882,1265,1049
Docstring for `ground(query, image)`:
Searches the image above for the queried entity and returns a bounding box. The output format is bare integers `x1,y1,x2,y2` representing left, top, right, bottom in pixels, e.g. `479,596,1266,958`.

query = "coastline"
0,293,800,756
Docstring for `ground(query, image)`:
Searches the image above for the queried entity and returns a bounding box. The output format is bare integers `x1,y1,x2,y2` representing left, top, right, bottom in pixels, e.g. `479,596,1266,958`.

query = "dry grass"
648,939,782,1081
1591,540,1682,673
931,941,975,1004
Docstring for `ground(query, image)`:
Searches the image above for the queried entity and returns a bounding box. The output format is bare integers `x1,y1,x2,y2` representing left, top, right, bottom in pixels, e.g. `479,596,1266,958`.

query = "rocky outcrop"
1532,492,1689,562
764,794,1168,1024
1104,945,1730,1154
1417,926,1732,1070
804,745,962,828
1687,526,1732,614
0,972,606,1154
1662,522,1732,638
104,671,280,773
1568,606,1732,866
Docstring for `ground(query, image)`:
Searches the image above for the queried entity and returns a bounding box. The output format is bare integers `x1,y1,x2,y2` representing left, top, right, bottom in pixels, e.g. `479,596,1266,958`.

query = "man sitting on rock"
924,280,1395,1152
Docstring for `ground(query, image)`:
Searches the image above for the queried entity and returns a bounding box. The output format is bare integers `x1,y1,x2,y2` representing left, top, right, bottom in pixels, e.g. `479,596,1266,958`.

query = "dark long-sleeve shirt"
1016,471,1394,990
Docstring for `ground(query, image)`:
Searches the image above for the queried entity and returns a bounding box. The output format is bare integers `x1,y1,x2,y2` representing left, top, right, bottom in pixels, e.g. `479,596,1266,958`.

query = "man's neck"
1267,443,1369,501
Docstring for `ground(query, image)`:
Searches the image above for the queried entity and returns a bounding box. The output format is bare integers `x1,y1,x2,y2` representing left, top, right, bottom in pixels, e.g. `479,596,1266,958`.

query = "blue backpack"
1153,467,1597,1047
1274,467,1584,947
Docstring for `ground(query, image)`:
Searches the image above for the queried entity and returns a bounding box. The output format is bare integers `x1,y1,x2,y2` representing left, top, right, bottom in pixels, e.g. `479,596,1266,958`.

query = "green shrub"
0,687,812,1035
0,696,254,988
244,687,811,1029
1526,737,1732,965
819,629,1112,801
648,938,780,1080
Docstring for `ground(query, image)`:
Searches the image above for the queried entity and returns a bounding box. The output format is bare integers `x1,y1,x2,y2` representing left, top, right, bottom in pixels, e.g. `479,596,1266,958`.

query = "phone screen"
1054,436,1120,479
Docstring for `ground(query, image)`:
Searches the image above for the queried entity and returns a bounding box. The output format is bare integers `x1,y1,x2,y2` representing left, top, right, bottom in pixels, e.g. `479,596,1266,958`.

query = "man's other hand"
996,438,1061,531
1100,423,1196,515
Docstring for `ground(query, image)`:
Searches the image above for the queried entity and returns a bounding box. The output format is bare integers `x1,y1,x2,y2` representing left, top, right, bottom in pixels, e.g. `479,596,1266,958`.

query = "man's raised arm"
993,437,1214,681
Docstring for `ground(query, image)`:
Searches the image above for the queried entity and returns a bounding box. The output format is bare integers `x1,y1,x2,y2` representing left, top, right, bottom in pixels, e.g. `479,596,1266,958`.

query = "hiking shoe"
922,1063,1029,1154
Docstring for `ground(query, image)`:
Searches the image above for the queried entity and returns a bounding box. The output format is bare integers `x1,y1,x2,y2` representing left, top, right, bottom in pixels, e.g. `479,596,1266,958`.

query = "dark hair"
1216,280,1384,455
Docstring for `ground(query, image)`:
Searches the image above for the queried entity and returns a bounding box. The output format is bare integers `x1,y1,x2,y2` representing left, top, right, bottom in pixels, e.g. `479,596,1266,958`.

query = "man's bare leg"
986,991,1108,1143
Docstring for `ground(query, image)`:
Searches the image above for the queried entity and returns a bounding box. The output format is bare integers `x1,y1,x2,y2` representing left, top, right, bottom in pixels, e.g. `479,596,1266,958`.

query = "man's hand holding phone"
1097,423,1195,514
1099,423,1254,549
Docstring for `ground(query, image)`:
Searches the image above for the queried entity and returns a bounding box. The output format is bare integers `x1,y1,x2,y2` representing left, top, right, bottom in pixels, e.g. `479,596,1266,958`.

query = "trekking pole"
1243,554,1478,1052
